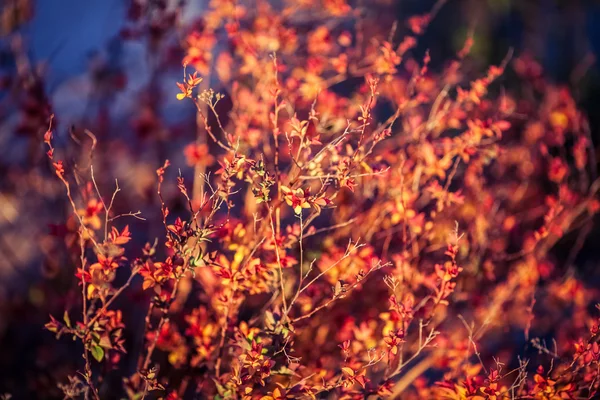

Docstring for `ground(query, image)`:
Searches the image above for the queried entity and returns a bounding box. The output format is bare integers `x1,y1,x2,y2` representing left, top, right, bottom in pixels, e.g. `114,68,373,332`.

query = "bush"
39,0,600,399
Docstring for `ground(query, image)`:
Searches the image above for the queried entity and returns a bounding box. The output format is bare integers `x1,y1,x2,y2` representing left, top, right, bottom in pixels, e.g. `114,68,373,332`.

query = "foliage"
30,0,600,399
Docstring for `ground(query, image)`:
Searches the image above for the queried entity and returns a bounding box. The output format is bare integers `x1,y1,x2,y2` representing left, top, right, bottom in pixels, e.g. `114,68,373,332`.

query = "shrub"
41,0,600,399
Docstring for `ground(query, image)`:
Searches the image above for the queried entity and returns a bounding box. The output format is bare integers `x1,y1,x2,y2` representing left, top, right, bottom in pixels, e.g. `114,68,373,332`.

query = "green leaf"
90,345,104,362
274,366,295,375
99,334,113,349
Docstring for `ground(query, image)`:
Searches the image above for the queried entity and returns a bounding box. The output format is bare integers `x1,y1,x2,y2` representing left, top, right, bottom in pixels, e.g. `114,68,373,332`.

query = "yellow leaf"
142,278,154,290
342,367,354,377
87,284,95,299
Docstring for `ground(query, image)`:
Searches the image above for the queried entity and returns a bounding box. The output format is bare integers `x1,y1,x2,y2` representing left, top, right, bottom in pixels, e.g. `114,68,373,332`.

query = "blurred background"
1,0,600,398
